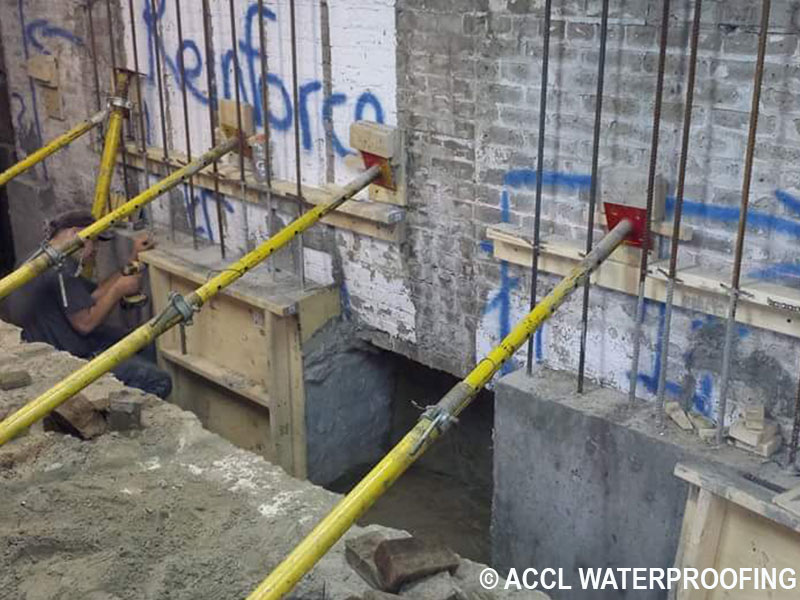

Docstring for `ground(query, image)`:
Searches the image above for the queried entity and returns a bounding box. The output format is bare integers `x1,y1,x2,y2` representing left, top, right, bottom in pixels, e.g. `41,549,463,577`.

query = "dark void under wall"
492,367,794,600
328,355,494,563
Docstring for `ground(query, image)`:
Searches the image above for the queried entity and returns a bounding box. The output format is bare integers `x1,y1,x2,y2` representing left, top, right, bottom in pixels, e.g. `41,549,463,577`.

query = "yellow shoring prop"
0,165,381,446
91,70,134,219
245,218,634,600
0,108,109,188
0,135,243,302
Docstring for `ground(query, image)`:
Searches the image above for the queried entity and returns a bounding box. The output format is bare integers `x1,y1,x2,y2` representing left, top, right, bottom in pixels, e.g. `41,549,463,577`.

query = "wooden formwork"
141,238,339,479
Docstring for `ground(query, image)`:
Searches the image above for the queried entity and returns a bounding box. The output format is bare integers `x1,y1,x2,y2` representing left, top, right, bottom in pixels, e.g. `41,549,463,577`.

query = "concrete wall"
2,1,800,434
492,367,797,599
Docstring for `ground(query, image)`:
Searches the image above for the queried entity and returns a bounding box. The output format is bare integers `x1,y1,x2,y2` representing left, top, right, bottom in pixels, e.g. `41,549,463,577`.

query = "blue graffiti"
142,0,384,157
25,19,83,53
184,188,235,242
486,168,800,391
503,169,592,190
634,300,716,414
665,192,800,239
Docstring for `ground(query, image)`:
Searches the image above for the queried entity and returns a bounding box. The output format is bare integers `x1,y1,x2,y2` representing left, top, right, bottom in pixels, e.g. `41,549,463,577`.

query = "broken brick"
47,393,108,440
346,531,390,589
374,537,459,592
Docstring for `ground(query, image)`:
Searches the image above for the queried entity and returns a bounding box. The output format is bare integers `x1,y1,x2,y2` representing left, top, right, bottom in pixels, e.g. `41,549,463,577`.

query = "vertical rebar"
628,0,670,405
790,368,800,468
175,0,197,250
525,0,553,375
656,0,703,422
717,0,771,444
258,0,275,272
289,0,305,286
201,0,226,259
128,0,153,226
320,0,334,185
106,0,131,208
577,0,609,393
149,0,172,238
229,0,250,254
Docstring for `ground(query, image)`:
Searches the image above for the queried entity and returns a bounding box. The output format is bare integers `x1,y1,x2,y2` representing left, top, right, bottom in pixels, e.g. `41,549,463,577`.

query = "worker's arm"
68,274,141,335
91,271,121,301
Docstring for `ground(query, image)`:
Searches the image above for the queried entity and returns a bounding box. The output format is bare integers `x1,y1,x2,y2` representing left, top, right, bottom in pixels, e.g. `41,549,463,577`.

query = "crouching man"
8,210,172,399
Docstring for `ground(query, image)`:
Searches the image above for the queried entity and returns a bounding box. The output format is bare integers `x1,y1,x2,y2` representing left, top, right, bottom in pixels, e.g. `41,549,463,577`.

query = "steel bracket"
168,292,198,325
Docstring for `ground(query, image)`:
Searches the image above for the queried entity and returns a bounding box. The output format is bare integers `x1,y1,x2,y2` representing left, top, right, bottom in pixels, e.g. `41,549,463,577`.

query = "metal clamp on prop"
410,405,459,456
108,96,133,113
168,291,197,325
40,241,67,269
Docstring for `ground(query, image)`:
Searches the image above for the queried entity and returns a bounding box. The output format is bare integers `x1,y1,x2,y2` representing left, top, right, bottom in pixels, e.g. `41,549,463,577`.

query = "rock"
107,392,143,431
346,531,391,589
375,537,459,592
665,402,692,431
47,393,108,440
400,572,465,600
0,370,32,390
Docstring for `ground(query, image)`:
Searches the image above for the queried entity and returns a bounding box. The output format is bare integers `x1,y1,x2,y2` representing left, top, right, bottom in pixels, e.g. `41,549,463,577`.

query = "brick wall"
390,0,800,428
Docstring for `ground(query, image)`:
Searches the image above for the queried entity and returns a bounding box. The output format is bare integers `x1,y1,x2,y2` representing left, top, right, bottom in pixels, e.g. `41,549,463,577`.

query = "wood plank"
269,314,298,476
487,224,800,339
709,503,800,600
676,488,726,600
674,463,800,534
122,145,405,233
160,347,271,410
773,486,800,518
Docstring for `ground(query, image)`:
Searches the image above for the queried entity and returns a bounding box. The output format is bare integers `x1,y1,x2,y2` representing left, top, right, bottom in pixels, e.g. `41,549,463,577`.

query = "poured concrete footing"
492,367,795,600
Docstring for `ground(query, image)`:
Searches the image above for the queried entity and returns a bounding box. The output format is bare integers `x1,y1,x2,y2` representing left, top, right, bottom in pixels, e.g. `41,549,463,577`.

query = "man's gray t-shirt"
9,258,97,358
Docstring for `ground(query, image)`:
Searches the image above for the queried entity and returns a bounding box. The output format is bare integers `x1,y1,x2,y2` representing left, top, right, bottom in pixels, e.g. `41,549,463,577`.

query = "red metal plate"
603,202,648,248
361,151,395,190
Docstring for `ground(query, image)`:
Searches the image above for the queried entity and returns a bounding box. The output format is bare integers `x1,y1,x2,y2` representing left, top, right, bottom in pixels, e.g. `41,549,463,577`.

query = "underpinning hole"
326,354,494,564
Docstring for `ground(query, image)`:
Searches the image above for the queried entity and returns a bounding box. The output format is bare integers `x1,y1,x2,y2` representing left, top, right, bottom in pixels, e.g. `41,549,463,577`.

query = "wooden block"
42,87,64,121
773,486,800,518
734,436,782,458
745,404,766,431
350,121,397,158
730,419,778,447
688,411,714,433
374,537,459,592
345,531,390,589
218,99,254,137
0,370,32,391
48,393,107,440
666,402,693,431
27,54,58,86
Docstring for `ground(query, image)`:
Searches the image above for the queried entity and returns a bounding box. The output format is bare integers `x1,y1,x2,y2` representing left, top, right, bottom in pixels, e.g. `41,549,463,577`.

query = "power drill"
120,260,148,309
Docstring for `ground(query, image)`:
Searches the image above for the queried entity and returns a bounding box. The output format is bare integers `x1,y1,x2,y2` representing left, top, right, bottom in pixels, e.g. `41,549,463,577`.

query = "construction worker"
6,210,172,399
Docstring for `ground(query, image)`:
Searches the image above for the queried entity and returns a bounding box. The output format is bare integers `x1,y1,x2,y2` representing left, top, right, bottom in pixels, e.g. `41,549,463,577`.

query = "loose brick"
346,531,392,589
374,537,459,592
47,393,108,440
